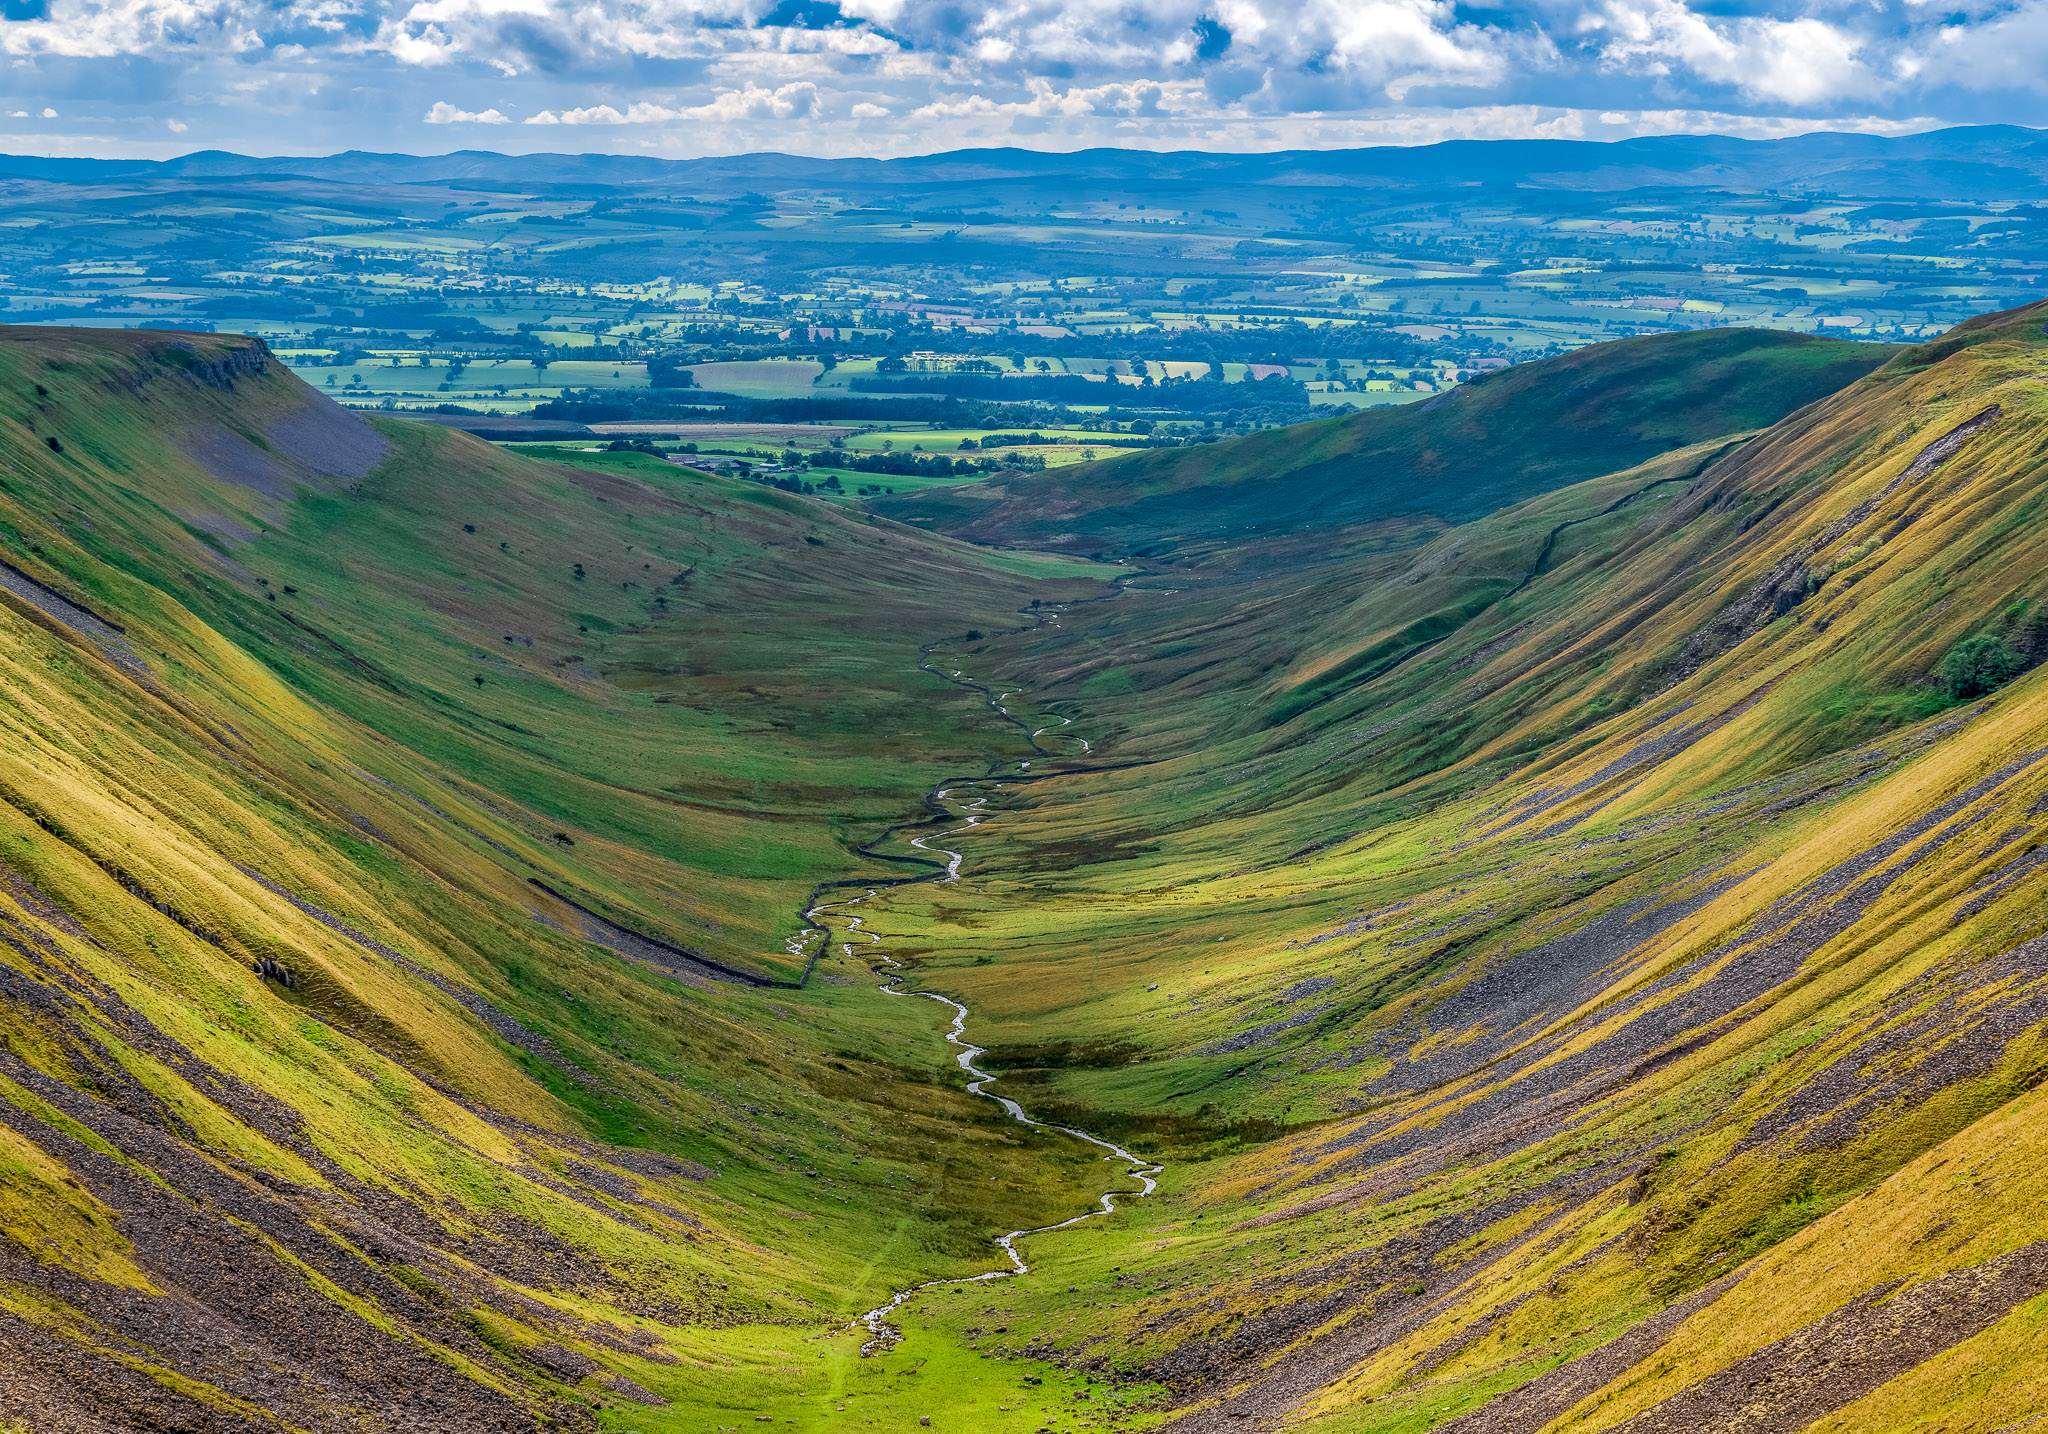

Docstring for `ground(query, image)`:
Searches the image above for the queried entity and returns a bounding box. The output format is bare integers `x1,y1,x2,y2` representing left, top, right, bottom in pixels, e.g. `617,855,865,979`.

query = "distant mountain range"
6,124,2048,199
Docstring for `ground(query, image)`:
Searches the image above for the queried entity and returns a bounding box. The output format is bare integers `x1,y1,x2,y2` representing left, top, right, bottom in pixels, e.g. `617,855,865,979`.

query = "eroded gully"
798,621,1159,1355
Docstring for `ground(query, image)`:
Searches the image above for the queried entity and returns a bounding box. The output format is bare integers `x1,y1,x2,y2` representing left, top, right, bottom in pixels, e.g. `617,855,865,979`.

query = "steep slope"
874,329,1893,559
802,302,2048,1430
0,326,1132,1432
1,325,1124,974
12,307,2048,1434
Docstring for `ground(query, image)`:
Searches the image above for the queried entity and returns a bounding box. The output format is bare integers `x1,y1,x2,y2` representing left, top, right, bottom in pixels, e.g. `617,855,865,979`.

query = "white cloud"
527,82,818,127
372,0,900,68
348,0,1508,115
1584,0,1874,106
1903,0,2048,92
0,0,2040,156
167,118,188,131
914,77,1199,123
693,80,819,120
424,99,511,122
526,104,625,124
41,107,59,118
0,0,265,61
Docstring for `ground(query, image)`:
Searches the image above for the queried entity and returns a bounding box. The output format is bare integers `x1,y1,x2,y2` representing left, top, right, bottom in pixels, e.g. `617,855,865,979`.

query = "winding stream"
803,631,1159,1356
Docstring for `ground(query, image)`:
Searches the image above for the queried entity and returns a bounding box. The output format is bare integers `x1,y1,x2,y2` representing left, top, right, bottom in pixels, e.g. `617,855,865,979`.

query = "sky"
1,0,2046,159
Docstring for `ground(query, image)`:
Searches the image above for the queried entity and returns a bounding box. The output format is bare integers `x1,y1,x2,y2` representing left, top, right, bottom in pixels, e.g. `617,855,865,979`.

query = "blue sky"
3,0,2046,159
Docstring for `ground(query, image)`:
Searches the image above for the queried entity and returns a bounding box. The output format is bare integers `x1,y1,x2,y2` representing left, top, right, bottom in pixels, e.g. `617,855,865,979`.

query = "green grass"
805,306,2048,1426
877,327,1897,555
686,359,826,396
12,310,2048,1431
0,322,1134,1428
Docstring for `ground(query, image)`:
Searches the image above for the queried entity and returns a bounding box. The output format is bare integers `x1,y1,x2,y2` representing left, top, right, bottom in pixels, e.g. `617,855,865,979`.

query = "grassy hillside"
12,309,2048,1433
0,325,1140,1432
875,328,1894,559
804,302,2048,1429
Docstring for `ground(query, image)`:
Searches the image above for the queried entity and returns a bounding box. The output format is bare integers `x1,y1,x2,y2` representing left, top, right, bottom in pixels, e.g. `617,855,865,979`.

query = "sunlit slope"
0,324,1111,971
824,302,2048,1429
8,306,2045,1434
874,328,1893,558
0,326,1125,1431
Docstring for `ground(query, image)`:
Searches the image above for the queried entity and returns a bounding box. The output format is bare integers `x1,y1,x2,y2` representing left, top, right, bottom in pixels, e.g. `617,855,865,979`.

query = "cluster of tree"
806,449,1036,477
646,359,700,389
533,389,1180,430
528,381,1327,434
847,371,1314,418
968,431,1167,450
636,311,1443,379
1942,602,2048,699
198,292,316,319
519,239,673,283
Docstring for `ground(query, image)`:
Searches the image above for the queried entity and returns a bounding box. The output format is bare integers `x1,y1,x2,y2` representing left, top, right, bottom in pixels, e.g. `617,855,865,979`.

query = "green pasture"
686,359,826,396
296,355,652,406
9,171,2048,1429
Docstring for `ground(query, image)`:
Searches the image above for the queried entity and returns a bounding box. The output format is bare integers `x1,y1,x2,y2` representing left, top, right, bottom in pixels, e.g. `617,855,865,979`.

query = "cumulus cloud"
425,99,511,121
693,80,819,120
0,0,2042,156
370,0,902,69
1902,0,2048,92
526,82,818,125
526,104,624,124
1584,0,1872,106
0,0,267,59
913,77,1197,123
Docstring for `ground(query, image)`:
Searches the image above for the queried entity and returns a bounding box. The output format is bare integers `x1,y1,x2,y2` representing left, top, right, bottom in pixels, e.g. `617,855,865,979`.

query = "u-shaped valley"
7,302,2048,1434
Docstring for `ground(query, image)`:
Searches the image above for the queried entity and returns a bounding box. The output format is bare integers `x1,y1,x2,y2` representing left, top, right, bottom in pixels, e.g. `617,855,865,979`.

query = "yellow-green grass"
0,323,1134,1427
876,326,1897,554
788,305,2048,1424
15,307,2048,1430
805,464,994,500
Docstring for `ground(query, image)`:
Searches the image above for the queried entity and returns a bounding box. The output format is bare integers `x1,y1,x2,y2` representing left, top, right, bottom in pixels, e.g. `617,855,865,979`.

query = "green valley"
7,291,2048,1434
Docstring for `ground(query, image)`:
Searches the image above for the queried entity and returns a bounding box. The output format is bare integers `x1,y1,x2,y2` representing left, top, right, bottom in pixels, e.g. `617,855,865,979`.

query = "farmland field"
684,358,826,396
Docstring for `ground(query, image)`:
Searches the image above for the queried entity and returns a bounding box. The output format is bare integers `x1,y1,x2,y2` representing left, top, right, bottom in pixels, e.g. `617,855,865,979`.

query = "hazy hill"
7,125,2048,199
876,327,1893,557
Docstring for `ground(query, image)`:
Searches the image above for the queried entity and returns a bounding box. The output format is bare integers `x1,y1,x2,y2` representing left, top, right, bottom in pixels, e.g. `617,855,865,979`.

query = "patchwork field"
20,136,2042,443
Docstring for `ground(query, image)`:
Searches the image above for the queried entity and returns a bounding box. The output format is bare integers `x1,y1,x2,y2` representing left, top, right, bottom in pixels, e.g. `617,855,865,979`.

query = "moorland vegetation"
6,297,2048,1433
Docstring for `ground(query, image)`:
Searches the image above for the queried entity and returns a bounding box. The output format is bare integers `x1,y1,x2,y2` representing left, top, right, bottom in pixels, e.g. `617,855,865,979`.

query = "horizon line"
4,119,2043,170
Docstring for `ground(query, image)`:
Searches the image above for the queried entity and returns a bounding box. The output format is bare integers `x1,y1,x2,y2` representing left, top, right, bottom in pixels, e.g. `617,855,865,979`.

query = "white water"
1032,712,1092,755
906,791,986,881
930,619,1093,761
